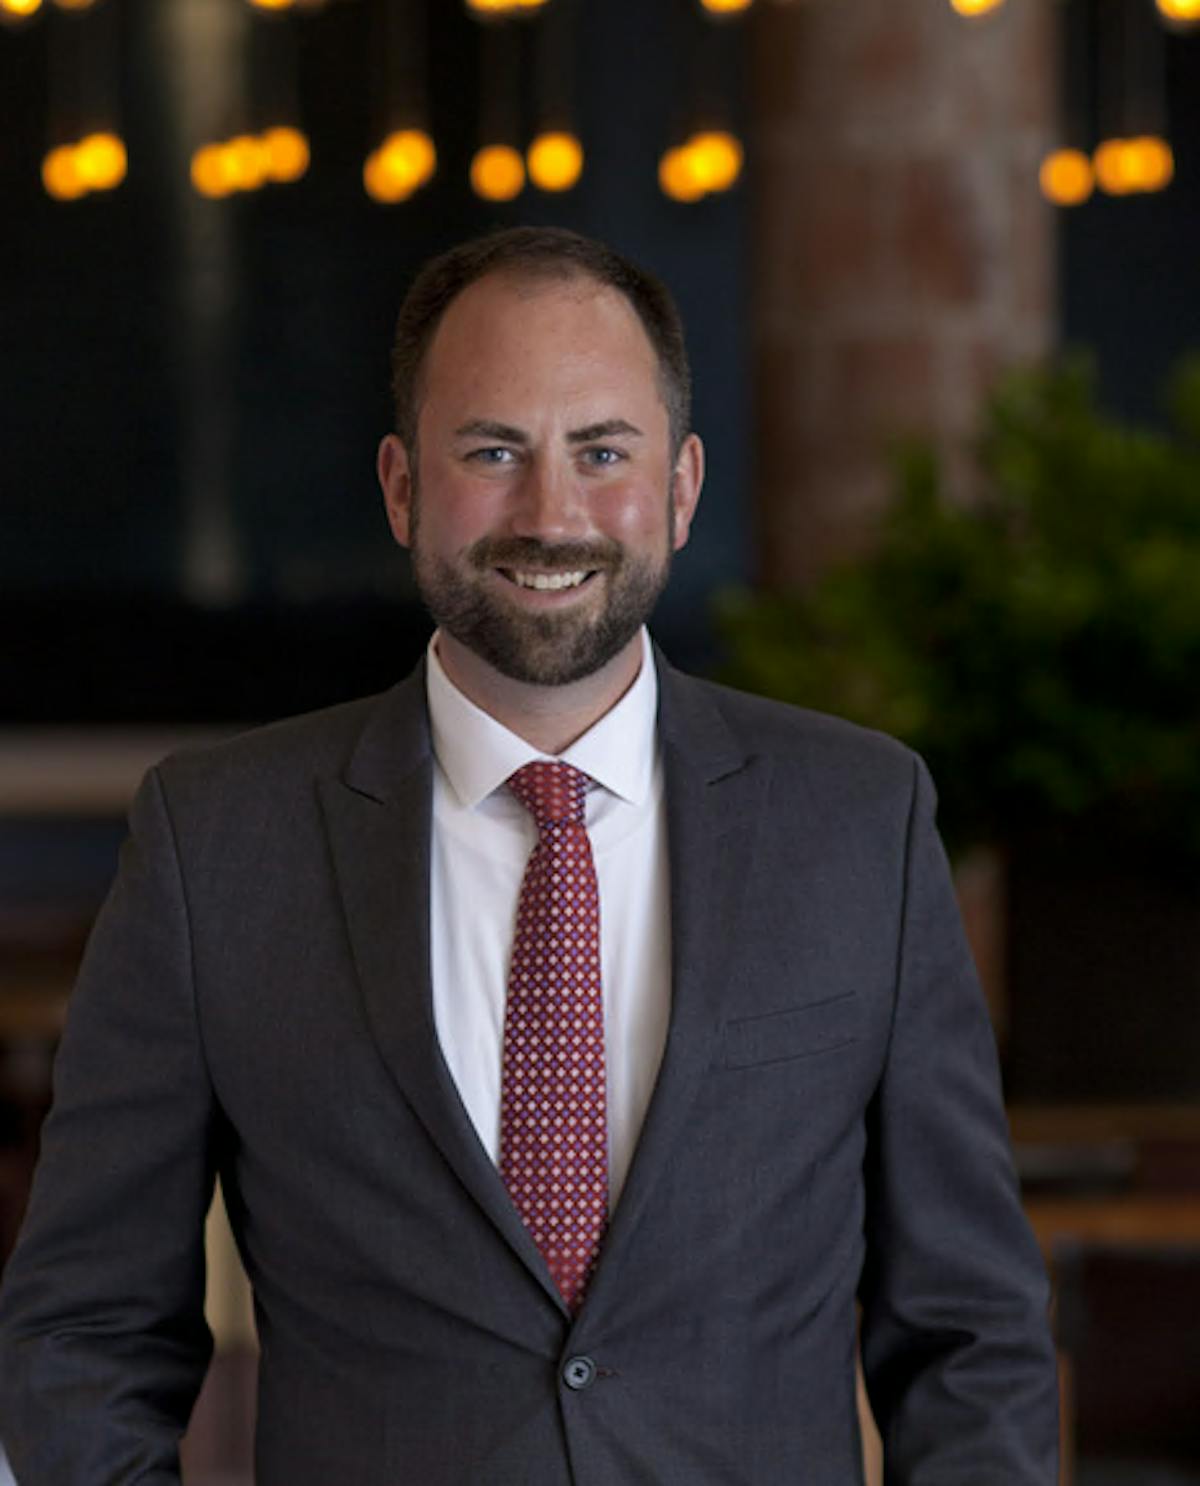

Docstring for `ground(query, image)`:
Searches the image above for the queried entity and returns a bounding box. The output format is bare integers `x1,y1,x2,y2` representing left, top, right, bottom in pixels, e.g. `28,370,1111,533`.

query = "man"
0,228,1058,1483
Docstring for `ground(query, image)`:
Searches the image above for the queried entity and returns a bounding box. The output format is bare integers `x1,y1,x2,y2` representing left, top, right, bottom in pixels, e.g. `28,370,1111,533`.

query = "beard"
410,511,672,688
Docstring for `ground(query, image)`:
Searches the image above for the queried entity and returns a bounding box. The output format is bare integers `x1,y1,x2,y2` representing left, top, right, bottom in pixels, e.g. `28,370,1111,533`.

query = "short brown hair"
390,226,693,456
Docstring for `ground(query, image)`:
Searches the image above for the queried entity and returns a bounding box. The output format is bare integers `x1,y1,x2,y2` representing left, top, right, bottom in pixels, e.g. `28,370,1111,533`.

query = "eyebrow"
451,417,645,445
453,419,529,444
566,419,644,444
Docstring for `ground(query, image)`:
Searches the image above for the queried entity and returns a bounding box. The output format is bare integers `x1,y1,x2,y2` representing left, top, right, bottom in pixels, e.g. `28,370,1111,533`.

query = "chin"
470,614,640,688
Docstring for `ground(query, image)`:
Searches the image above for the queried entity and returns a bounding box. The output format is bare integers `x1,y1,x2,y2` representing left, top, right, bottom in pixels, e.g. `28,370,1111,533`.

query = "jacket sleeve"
857,757,1059,1485
0,767,218,1484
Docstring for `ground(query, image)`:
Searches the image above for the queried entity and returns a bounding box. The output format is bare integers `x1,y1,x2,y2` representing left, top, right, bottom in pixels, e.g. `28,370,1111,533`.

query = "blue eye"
468,447,515,465
582,447,623,466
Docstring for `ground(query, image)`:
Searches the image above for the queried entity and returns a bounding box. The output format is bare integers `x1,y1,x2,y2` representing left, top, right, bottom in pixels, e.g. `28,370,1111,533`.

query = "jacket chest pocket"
722,991,862,1070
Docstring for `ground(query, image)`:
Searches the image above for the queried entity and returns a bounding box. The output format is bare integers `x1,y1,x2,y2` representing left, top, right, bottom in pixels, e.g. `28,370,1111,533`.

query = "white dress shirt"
425,628,671,1210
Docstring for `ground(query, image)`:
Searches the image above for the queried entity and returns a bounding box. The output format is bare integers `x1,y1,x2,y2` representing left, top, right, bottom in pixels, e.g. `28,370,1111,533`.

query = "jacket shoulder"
669,670,921,792
148,676,425,830
158,691,384,782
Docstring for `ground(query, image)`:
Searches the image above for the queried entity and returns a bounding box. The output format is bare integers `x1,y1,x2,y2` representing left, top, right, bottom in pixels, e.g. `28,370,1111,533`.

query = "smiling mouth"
500,568,597,592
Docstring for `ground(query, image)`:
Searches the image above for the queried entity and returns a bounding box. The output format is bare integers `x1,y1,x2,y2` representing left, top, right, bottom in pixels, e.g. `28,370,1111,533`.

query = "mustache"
468,535,622,572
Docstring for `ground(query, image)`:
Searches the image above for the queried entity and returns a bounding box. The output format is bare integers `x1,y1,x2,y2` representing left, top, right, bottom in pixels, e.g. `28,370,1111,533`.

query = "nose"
510,454,588,542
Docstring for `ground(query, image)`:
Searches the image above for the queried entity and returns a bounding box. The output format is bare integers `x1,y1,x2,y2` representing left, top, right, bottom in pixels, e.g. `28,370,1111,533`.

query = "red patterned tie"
501,761,608,1313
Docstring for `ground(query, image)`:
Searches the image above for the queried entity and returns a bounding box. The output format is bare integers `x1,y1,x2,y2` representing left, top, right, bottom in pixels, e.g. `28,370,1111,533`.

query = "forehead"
420,270,663,414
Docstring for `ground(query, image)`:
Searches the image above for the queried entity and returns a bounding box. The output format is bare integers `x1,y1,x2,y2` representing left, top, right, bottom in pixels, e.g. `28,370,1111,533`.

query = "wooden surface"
0,728,229,815
1026,1195,1200,1254
0,989,68,1040
1011,1103,1200,1144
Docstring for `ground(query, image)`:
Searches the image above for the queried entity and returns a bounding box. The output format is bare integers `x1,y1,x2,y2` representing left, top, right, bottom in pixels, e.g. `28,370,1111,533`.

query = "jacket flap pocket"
723,992,861,1070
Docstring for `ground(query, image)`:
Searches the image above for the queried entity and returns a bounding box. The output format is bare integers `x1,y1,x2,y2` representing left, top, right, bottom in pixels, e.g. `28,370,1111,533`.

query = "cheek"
593,480,671,543
418,481,503,551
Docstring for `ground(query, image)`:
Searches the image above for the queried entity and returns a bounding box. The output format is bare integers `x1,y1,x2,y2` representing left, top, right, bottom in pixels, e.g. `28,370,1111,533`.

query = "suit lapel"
585,655,768,1313
317,668,566,1313
315,652,769,1322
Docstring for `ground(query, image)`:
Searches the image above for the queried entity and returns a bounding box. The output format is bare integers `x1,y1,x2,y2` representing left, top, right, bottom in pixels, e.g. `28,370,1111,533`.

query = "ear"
378,434,415,549
669,432,704,552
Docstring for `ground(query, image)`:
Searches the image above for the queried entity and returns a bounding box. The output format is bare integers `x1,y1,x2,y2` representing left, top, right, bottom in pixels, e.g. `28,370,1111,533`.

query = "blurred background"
1,0,1199,1481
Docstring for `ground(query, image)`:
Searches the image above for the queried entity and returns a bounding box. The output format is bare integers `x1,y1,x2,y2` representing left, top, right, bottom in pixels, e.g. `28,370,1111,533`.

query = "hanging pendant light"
1093,0,1174,196
527,0,582,192
1156,0,1200,27
662,0,745,202
1040,0,1094,206
41,0,126,200
191,0,309,197
470,7,524,200
364,0,435,204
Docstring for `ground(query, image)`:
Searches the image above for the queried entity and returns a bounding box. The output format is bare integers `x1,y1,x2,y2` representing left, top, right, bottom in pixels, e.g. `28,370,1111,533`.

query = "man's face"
378,270,702,689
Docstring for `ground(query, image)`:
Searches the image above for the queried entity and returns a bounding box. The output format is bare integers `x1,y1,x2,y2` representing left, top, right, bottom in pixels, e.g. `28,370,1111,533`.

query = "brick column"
751,0,1056,585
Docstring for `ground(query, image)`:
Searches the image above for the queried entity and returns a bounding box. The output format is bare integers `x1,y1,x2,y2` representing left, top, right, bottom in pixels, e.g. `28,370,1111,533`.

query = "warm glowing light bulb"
1,0,44,17
1094,139,1137,195
248,0,295,9
1038,148,1093,207
699,0,753,12
224,133,270,191
527,131,583,192
949,0,1005,14
466,0,514,12
379,129,436,190
191,143,236,198
1094,140,1129,195
1156,0,1200,21
470,144,525,201
1094,136,1174,196
262,126,309,183
1127,135,1174,192
685,130,743,192
658,146,705,203
75,131,127,190
42,144,86,200
363,149,415,203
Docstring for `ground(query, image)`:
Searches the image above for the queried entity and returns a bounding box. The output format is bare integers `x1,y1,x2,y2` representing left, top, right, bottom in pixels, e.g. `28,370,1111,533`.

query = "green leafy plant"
717,358,1200,859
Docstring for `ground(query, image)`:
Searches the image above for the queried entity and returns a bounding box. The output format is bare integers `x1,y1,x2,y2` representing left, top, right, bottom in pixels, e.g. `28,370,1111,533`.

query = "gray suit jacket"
0,656,1058,1484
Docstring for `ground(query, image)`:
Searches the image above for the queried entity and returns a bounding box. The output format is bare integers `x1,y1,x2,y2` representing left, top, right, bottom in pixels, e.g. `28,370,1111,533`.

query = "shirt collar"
425,628,659,810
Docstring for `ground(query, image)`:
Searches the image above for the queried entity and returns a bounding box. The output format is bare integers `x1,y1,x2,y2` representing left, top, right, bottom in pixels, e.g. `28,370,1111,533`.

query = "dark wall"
1059,5,1200,425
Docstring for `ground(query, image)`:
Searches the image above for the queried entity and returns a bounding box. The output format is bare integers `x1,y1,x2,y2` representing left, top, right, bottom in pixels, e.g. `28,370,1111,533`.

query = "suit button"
562,1355,597,1391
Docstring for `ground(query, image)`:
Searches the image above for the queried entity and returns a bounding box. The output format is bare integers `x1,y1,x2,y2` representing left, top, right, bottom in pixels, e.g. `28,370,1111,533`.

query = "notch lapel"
584,656,768,1313
318,669,566,1313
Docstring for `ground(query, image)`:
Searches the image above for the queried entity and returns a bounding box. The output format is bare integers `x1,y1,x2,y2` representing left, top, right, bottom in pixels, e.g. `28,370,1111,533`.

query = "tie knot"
508,761,590,830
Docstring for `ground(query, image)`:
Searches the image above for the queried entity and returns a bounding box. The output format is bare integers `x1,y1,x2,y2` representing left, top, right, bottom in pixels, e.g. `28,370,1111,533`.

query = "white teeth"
511,570,589,591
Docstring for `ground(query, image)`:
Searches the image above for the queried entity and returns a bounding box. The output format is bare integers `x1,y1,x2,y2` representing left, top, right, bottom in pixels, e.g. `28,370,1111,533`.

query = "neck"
435,632,644,754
